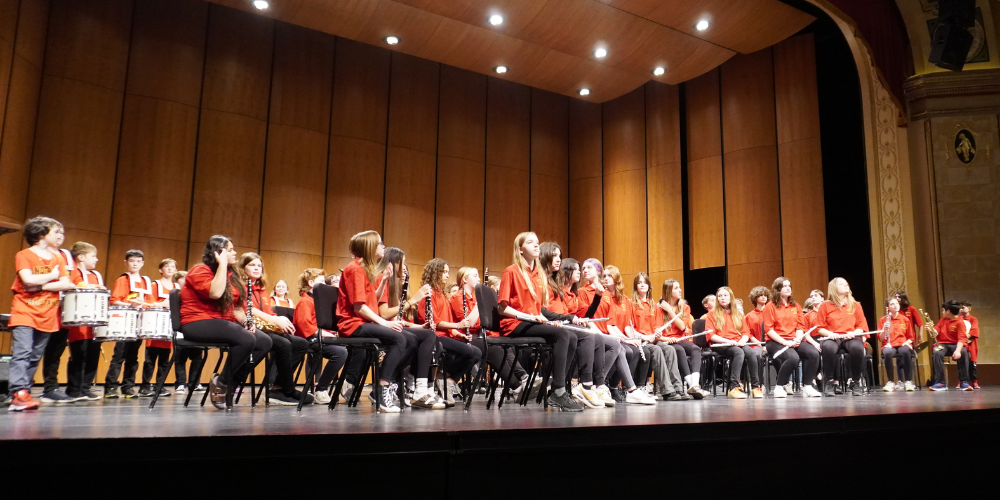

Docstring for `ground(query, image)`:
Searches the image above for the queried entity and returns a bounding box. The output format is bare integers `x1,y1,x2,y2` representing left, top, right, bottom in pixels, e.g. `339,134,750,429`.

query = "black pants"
471,337,527,388
932,343,970,385
178,319,272,386
969,358,978,383
510,322,572,390
264,332,309,394
765,340,819,386
664,340,701,378
630,343,650,387
140,346,172,389
820,338,865,382
571,330,597,385
712,345,760,388
173,346,206,389
306,334,347,392
345,324,423,385
105,340,142,390
881,345,913,382
437,336,481,380
42,329,68,393
66,339,100,395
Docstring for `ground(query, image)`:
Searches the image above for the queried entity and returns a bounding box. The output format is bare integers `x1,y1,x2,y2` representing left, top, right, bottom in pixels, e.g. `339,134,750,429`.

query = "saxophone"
919,308,937,342
247,277,281,333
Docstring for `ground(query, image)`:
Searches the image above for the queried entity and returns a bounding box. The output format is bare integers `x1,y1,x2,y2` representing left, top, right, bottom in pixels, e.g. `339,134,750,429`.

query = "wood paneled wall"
686,69,726,270
603,87,647,286
645,82,683,292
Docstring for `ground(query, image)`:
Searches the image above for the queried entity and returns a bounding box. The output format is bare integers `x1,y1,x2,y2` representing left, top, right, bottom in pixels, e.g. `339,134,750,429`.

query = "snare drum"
138,307,172,342
61,288,111,326
106,306,139,341
92,325,110,342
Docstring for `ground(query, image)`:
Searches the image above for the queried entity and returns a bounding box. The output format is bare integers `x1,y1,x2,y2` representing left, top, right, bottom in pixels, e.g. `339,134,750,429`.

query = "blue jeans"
9,326,52,392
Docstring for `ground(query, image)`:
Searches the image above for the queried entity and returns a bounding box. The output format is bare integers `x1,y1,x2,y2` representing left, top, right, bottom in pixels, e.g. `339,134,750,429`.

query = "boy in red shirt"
930,300,970,391
6,217,75,412
137,258,178,398
103,249,154,399
64,241,106,401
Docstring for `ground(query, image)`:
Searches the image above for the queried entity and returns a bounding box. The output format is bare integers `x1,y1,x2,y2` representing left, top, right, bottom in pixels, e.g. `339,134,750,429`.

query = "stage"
3,387,999,493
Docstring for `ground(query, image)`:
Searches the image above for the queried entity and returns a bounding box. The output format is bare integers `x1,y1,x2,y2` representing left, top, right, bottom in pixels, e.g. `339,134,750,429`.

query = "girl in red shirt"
413,258,481,407
497,232,581,411
575,258,626,407
878,296,914,391
540,242,601,405
816,277,870,397
655,279,710,398
335,231,439,411
632,273,689,401
763,277,821,398
706,286,762,399
239,252,311,406
597,265,656,405
269,280,294,308
179,235,272,409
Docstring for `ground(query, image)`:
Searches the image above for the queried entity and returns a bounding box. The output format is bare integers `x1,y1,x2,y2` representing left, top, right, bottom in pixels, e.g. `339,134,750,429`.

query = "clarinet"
484,268,489,283
425,295,434,329
462,289,471,343
244,277,254,332
397,268,409,322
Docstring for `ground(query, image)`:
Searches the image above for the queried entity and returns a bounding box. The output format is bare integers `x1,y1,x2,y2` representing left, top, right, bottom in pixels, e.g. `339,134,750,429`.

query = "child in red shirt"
291,267,346,405
879,296,914,391
103,249,154,399
6,217,74,411
930,300,971,391
960,301,979,388
137,258,178,398
816,277,869,397
631,272,688,401
64,241,106,401
655,278,710,398
706,286,761,399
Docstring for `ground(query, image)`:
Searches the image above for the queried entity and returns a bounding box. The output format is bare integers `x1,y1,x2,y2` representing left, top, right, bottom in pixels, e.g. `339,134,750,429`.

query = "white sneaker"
802,384,822,397
339,382,354,404
625,388,656,405
773,385,787,398
597,386,616,407
643,383,654,395
784,382,794,394
572,384,604,408
904,381,915,391
313,390,331,404
883,381,895,392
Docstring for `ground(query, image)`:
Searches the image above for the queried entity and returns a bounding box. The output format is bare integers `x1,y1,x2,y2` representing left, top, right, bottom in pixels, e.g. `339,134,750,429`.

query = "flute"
771,326,818,358
673,330,713,341
513,312,596,336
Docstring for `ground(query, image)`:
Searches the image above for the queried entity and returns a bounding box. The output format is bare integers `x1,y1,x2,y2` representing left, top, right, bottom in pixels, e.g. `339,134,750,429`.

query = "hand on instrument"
571,316,586,326
275,316,295,335
456,318,472,329
129,298,146,309
414,284,432,301
903,339,913,348
641,334,655,343
383,320,404,332
452,331,469,341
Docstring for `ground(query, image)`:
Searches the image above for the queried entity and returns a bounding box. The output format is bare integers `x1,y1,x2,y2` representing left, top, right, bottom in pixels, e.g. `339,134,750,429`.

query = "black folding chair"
464,284,550,411
692,319,719,395
150,289,246,410
297,283,384,412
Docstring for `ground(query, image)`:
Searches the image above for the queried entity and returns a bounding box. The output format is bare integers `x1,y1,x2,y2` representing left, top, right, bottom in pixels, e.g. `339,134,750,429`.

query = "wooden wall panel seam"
319,36,336,261
256,19,277,251
104,3,138,257
0,0,21,158
183,4,213,268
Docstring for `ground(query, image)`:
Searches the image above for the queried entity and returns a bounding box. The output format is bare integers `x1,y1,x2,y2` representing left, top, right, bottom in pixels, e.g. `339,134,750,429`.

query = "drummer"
65,242,106,401
138,258,178,398
103,249,154,399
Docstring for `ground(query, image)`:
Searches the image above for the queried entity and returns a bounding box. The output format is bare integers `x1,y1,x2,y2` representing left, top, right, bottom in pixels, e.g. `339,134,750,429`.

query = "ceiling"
206,0,815,102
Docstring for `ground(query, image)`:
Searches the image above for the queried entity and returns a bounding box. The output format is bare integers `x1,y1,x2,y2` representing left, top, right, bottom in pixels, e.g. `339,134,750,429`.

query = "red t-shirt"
575,283,599,318
336,258,378,336
660,302,693,339
449,288,483,335
816,300,869,335
415,289,454,337
498,264,547,336
111,274,154,305
934,317,968,345
595,294,631,334
179,263,241,325
270,295,293,308
878,313,911,347
763,301,805,341
293,292,317,338
803,309,820,336
9,247,69,332
630,297,659,335
705,309,749,344
901,305,922,345
965,315,979,362
745,308,764,341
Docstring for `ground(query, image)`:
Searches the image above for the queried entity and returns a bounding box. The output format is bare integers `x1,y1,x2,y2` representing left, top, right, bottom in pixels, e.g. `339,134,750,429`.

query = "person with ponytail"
497,232,581,411
179,236,272,409
706,286,762,399
655,279,710,398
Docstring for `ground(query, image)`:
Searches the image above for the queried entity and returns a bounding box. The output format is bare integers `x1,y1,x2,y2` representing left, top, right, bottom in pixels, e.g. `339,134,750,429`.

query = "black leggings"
820,337,865,381
471,336,527,387
67,339,100,395
264,332,309,394
571,330,597,384
882,345,913,382
765,339,819,385
510,322,572,390
306,334,348,391
712,345,760,387
179,319,272,386
345,324,433,384
105,340,142,390
666,340,701,377
42,329,68,393
437,336,481,380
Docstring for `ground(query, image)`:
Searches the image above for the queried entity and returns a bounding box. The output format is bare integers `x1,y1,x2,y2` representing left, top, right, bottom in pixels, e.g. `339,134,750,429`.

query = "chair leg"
371,348,381,414
224,350,236,410
353,349,375,408
497,347,522,409
535,348,553,405
327,347,353,410
149,354,176,410
464,344,490,411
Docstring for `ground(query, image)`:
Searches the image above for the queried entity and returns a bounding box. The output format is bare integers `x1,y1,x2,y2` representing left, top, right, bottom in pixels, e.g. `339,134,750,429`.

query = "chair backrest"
312,283,339,332
273,306,294,322
692,318,708,349
474,284,502,334
169,289,181,333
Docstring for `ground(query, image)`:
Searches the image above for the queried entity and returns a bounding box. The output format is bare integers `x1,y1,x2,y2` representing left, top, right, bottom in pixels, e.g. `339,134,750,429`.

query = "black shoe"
104,387,120,399
850,382,862,396
834,382,844,395
157,387,171,397
121,387,137,399
664,392,690,401
611,387,626,403
823,384,836,397
80,389,101,401
546,391,583,412
267,391,298,406
291,390,313,405
138,387,155,397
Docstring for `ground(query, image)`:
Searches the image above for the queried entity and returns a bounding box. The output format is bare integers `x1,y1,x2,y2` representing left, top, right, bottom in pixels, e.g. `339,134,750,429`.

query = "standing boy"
103,249,153,398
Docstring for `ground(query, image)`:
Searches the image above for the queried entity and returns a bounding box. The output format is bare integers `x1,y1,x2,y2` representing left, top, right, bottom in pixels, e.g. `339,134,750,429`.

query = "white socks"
415,378,428,396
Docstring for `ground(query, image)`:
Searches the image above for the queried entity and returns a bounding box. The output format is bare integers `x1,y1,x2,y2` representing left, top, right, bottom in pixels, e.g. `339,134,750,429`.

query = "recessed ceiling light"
593,47,608,59
384,35,400,45
252,0,269,10
652,67,666,76
695,19,710,31
578,88,591,96
494,65,508,74
488,14,504,26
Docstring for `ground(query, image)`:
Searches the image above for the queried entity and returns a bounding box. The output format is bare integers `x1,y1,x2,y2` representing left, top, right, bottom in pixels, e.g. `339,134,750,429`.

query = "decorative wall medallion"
955,129,976,163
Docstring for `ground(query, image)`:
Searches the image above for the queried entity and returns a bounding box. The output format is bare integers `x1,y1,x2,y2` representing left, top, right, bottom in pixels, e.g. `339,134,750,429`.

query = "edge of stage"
3,388,1000,492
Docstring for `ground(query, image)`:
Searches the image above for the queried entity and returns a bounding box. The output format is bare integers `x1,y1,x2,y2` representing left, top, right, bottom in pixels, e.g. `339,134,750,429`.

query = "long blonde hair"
827,277,856,313
349,230,380,283
712,286,744,332
512,232,549,305
455,267,476,291
605,265,625,304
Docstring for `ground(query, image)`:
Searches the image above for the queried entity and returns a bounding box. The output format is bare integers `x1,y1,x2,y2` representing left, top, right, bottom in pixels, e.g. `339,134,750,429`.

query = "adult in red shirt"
763,277,821,398
930,300,970,391
707,286,761,399
336,231,439,411
179,236,271,409
497,232,581,411
878,296,914,391
816,277,870,397
960,301,979,388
